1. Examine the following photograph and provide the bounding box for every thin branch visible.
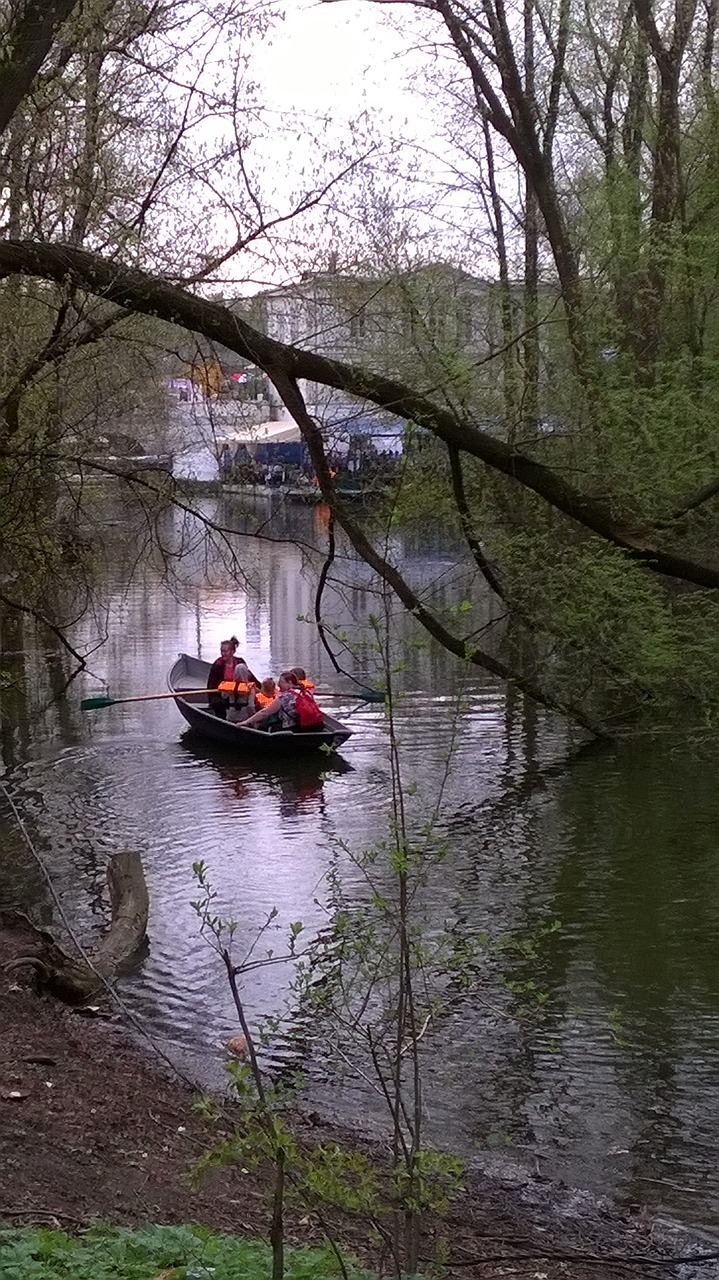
[0,588,88,666]
[270,368,610,736]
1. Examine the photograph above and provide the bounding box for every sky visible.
[160,0,499,286]
[250,3,419,128]
[227,3,482,283]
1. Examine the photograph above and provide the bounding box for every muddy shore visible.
[0,924,713,1279]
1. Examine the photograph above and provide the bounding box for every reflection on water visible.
[2,495,719,1229]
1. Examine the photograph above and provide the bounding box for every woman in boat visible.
[207,637,239,719]
[240,671,300,731]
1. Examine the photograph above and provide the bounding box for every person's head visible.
[234,660,252,681]
[278,670,299,691]
[290,666,307,683]
[261,677,277,696]
[220,636,239,660]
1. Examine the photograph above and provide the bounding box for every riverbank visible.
[1,925,709,1280]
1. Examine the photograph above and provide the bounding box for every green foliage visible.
[303,1145,381,1214]
[490,525,681,717]
[394,1150,464,1216]
[497,920,563,1022]
[0,1225,363,1280]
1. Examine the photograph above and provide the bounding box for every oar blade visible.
[80,694,115,710]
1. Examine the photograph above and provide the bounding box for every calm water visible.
[1,490,719,1230]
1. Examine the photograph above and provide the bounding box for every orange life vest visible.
[255,690,275,708]
[219,680,256,696]
[298,677,315,692]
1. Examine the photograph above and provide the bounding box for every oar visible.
[81,689,215,710]
[315,689,386,703]
[81,686,387,711]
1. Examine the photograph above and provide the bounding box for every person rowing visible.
[241,670,325,733]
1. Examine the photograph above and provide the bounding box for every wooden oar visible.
[81,689,215,710]
[81,685,386,711]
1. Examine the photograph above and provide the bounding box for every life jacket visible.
[219,680,256,702]
[293,687,324,729]
[298,677,315,693]
[255,690,275,709]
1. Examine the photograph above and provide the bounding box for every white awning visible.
[218,422,302,446]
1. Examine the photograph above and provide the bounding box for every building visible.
[240,262,560,442]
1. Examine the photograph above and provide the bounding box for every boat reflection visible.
[177,729,353,820]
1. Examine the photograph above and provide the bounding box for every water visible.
[1,490,719,1231]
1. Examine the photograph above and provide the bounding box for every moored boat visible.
[168,654,353,755]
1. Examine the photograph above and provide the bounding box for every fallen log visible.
[2,851,149,1003]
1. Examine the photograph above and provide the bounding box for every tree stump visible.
[3,851,149,1003]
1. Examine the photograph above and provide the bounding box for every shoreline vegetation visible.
[0,923,704,1280]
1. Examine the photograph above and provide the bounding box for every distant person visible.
[207,637,239,719]
[220,444,232,479]
[241,671,301,731]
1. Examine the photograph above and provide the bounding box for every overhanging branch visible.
[269,369,609,736]
[1,238,718,591]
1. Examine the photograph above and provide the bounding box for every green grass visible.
[0,1224,362,1279]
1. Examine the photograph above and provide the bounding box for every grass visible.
[0,1223,364,1279]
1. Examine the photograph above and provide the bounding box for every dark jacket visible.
[208,657,230,690]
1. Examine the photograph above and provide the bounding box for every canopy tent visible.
[317,408,405,455]
[217,411,405,474]
[217,422,302,451]
[217,421,304,465]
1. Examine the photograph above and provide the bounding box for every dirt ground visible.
[0,923,708,1279]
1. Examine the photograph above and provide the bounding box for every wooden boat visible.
[168,654,353,754]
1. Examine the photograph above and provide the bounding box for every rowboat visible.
[168,654,353,754]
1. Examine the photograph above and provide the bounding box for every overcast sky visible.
[251,2,417,126]
[229,3,486,282]
[174,2,499,286]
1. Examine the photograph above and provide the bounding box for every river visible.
[1,488,718,1233]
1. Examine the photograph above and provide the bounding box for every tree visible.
[0,0,364,662]
[4,0,719,733]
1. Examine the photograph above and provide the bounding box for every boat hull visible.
[168,654,353,754]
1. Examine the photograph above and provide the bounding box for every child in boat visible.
[255,677,277,709]
[226,659,257,723]
[290,666,314,691]
[241,671,300,731]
